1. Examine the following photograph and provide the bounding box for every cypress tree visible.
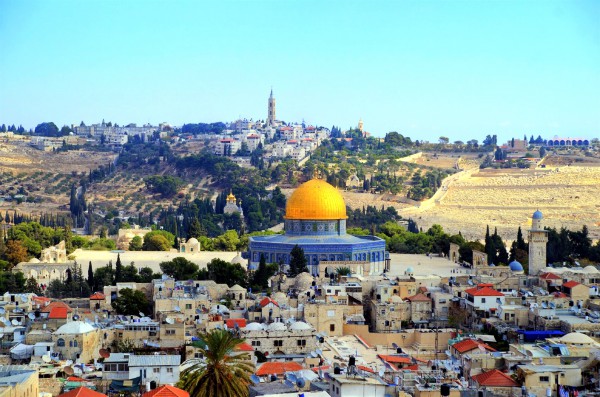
[87,261,94,288]
[115,254,123,283]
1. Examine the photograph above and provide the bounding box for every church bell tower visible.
[268,88,276,126]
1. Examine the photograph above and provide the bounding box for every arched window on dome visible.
[57,338,65,347]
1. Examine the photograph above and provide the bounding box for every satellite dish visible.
[42,355,51,363]
[2,318,11,326]
[99,349,110,358]
[287,373,297,382]
[250,374,260,385]
[0,307,5,314]
[20,295,27,303]
[139,312,145,317]
[378,368,385,377]
[284,380,294,388]
[196,308,202,314]
[73,314,80,321]
[296,378,306,388]
[28,313,35,320]
[165,317,175,324]
[316,349,322,355]
[11,319,18,326]
[63,366,74,376]
[310,351,317,358]
[224,324,228,331]
[174,306,181,312]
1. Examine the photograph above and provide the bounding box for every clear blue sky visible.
[1,0,598,142]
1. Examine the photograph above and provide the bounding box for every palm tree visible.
[178,329,254,397]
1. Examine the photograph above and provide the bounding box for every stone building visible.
[40,241,67,263]
[528,210,548,275]
[52,321,100,363]
[240,321,318,356]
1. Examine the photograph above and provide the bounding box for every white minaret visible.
[528,210,548,275]
[268,88,276,126]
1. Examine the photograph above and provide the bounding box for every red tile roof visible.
[48,307,68,319]
[235,342,254,352]
[552,292,568,298]
[540,272,561,280]
[377,355,412,364]
[405,293,431,302]
[563,280,581,288]
[58,387,107,397]
[256,362,302,376]
[311,365,330,373]
[472,369,519,387]
[226,319,247,329]
[357,365,375,373]
[464,285,504,297]
[41,301,72,313]
[143,385,190,397]
[89,292,105,300]
[259,297,279,308]
[452,339,496,354]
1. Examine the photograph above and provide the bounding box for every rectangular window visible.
[539,376,549,382]
[153,368,160,373]
[330,324,335,332]
[481,298,486,303]
[166,329,175,335]
[186,304,192,310]
[167,368,173,373]
[274,340,283,347]
[297,339,306,347]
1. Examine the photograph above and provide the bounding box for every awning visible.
[110,377,141,392]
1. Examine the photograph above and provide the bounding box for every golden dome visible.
[227,190,236,202]
[285,178,347,220]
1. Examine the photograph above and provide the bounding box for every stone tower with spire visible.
[268,88,276,126]
[528,210,548,275]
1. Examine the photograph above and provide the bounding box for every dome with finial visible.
[285,177,346,220]
[532,210,543,220]
[509,260,524,272]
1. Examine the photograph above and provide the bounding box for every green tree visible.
[214,230,241,251]
[142,234,171,251]
[187,218,206,238]
[0,270,26,293]
[111,288,150,316]
[205,259,247,287]
[23,277,42,295]
[87,261,95,288]
[115,253,123,282]
[288,245,308,277]
[178,329,254,397]
[251,254,269,291]
[128,236,143,251]
[160,257,199,280]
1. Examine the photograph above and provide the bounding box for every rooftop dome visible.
[558,332,596,345]
[268,322,286,331]
[285,178,347,220]
[231,253,245,265]
[289,321,312,331]
[532,210,543,220]
[509,260,524,272]
[54,321,95,335]
[187,237,199,245]
[29,258,40,263]
[294,272,314,291]
[405,267,414,274]
[244,322,264,331]
[584,265,599,273]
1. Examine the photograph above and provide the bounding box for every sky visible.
[0,0,599,143]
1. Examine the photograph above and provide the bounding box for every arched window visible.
[57,338,65,347]
[73,340,78,347]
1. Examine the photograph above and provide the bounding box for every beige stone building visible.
[116,226,152,250]
[0,366,39,397]
[52,321,100,363]
[240,321,318,355]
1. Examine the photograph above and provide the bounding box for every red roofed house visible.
[471,369,519,389]
[58,386,107,397]
[405,293,432,322]
[539,272,562,290]
[562,280,589,303]
[377,354,413,370]
[235,342,254,352]
[49,307,69,320]
[256,361,303,377]
[464,284,505,318]
[89,292,105,311]
[451,338,495,356]
[226,318,247,329]
[142,385,189,397]
[40,301,73,326]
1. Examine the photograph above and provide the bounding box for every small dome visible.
[289,321,312,331]
[244,322,264,331]
[489,263,496,267]
[509,261,524,272]
[29,258,41,263]
[268,322,286,331]
[583,266,599,273]
[187,238,199,245]
[532,210,543,220]
[54,321,95,335]
[294,273,314,291]
[558,332,596,345]
[228,284,245,291]
[405,267,414,274]
[231,253,245,265]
